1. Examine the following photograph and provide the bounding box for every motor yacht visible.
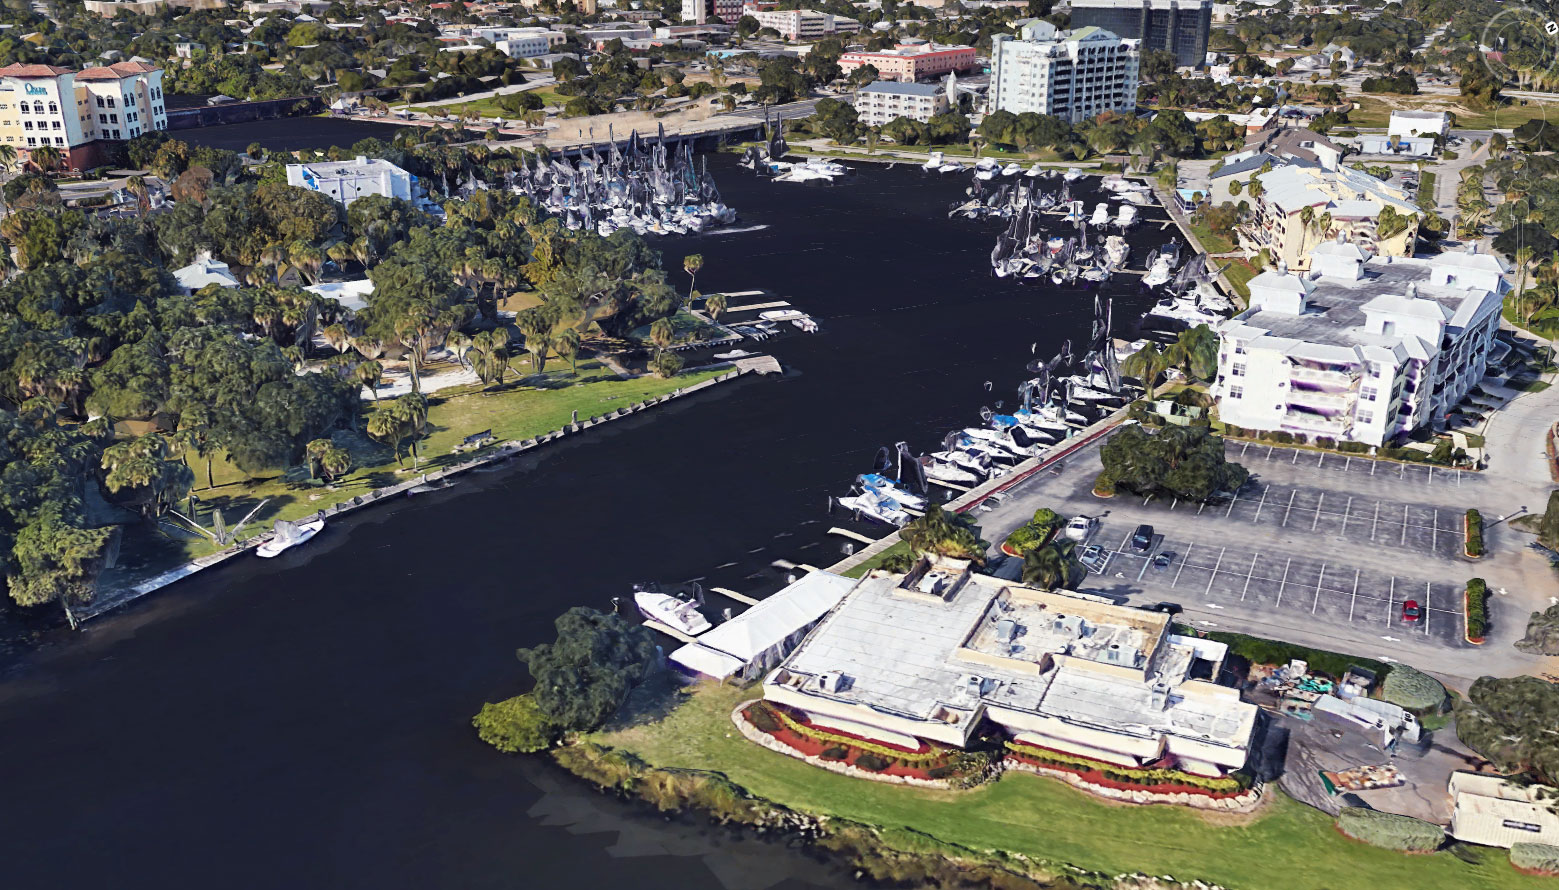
[256,517,324,558]
[634,587,712,636]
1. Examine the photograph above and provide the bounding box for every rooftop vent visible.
[817,671,851,694]
[1276,259,1289,275]
[995,618,1017,644]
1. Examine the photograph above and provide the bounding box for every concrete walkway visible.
[401,76,557,110]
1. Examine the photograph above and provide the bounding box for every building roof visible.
[76,60,160,80]
[858,79,941,96]
[768,560,1255,751]
[1312,239,1368,260]
[1256,163,1418,218]
[1449,771,1559,848]
[1390,109,1448,122]
[670,571,855,679]
[0,63,72,78]
[305,279,373,312]
[173,255,240,291]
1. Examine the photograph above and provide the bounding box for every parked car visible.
[1401,599,1424,622]
[1064,515,1098,541]
[1080,544,1109,573]
[1148,601,1182,615]
[1151,551,1177,571]
[1131,524,1155,552]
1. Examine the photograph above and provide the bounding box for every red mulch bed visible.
[743,705,949,780]
[1005,750,1245,799]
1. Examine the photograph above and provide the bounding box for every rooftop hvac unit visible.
[995,618,1017,644]
[817,671,850,693]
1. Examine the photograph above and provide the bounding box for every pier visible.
[710,587,759,605]
[642,620,699,643]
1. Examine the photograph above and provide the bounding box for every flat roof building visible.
[1067,0,1211,68]
[988,20,1140,123]
[1236,163,1420,271]
[764,557,1257,776]
[286,156,413,207]
[1213,241,1506,445]
[671,571,855,682]
[853,80,950,126]
[1449,772,1559,849]
[839,42,978,83]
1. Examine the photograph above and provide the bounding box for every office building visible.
[0,60,166,170]
[987,20,1140,123]
[1213,241,1506,446]
[853,80,950,125]
[749,8,858,40]
[763,557,1258,776]
[838,42,978,83]
[1068,0,1211,68]
[286,156,413,207]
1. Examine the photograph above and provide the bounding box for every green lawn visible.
[1186,217,1238,254]
[839,539,910,578]
[1221,254,1264,302]
[172,360,725,556]
[592,683,1545,890]
[1346,95,1554,131]
[408,88,563,119]
[628,308,725,345]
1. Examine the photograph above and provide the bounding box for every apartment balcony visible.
[1289,365,1359,386]
[1282,409,1351,435]
[1287,386,1355,411]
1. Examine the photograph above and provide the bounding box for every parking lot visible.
[988,440,1489,661]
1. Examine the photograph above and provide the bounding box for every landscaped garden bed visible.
[1002,740,1252,798]
[741,701,994,787]
[1465,577,1489,644]
[1465,508,1485,559]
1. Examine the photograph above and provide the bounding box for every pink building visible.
[837,43,977,83]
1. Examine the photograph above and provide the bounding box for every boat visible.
[1063,167,1084,181]
[1001,162,1023,176]
[256,517,324,558]
[1024,162,1046,177]
[922,151,945,172]
[713,349,755,360]
[1142,251,1174,288]
[1103,234,1130,268]
[859,473,927,511]
[1090,202,1111,226]
[930,448,992,475]
[1115,204,1139,229]
[1147,294,1224,326]
[836,489,911,526]
[922,457,979,487]
[634,587,712,636]
[961,427,1032,457]
[1118,190,1154,205]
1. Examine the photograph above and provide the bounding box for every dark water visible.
[179,117,410,152]
[0,153,1178,889]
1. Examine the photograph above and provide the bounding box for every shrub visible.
[1004,741,1248,794]
[855,753,889,771]
[1093,471,1116,496]
[820,745,848,761]
[1003,521,1056,555]
[1466,508,1485,558]
[1382,663,1447,711]
[1442,149,1459,160]
[1203,630,1390,682]
[1511,842,1559,873]
[1315,436,1336,449]
[765,703,945,763]
[1336,807,1445,852]
[1466,577,1489,640]
[747,703,781,733]
[471,694,559,754]
[1338,440,1371,454]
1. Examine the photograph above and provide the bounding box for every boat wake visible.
[704,224,770,235]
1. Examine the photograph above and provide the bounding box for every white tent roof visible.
[669,571,856,679]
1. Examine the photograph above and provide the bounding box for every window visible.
[1234,345,1247,355]
[106,97,115,107]
[1229,386,1244,399]
[96,96,105,107]
[21,121,30,130]
[50,121,59,130]
[1361,386,1377,401]
[99,114,107,123]
[26,136,35,146]
[53,137,62,145]
[110,114,118,123]
[1232,363,1246,377]
[47,102,56,113]
[31,102,42,114]
[1357,411,1373,424]
[16,103,25,114]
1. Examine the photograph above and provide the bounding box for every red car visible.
[1401,600,1424,622]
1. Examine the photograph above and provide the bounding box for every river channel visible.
[0,146,1180,889]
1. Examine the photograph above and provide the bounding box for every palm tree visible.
[290,243,325,285]
[682,253,704,299]
[305,438,334,480]
[322,324,351,354]
[29,145,61,174]
[649,317,676,350]
[899,505,984,564]
[1021,539,1078,591]
[1516,246,1536,322]
[554,327,581,375]
[1121,342,1171,397]
[320,446,352,481]
[0,143,17,176]
[705,293,727,321]
[367,393,429,468]
[470,329,512,387]
[356,359,384,400]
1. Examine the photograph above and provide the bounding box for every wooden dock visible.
[828,527,877,544]
[710,586,758,605]
[732,355,783,375]
[643,619,698,643]
[728,300,791,313]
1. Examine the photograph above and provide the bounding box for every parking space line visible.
[1282,490,1297,526]
[1401,504,1409,547]
[1427,467,1434,486]
[1171,542,1193,587]
[1204,547,1226,595]
[1311,492,1325,531]
[1276,557,1291,607]
[1170,497,1179,511]
[1293,449,1300,464]
[1241,552,1260,600]
[1399,462,1405,479]
[1252,487,1269,522]
[1372,501,1380,541]
[1224,487,1241,518]
[1136,549,1152,582]
[1267,445,1275,461]
[1456,469,1462,487]
[1117,530,1132,552]
[1432,509,1438,553]
[1240,441,1250,458]
[1317,451,1325,467]
[1340,496,1353,536]
[1344,456,1352,473]
[1313,563,1326,613]
[1349,569,1360,621]
[1424,581,1431,635]
[1371,460,1376,476]
[1197,500,1206,515]
[1387,576,1395,625]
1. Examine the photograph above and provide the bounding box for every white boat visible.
[256,517,324,558]
[922,458,979,487]
[836,489,910,526]
[1115,204,1139,229]
[961,427,1032,457]
[1143,253,1174,288]
[938,160,964,174]
[975,166,997,181]
[1147,295,1224,326]
[1090,203,1111,226]
[1001,163,1023,176]
[1063,167,1085,181]
[1119,190,1153,205]
[1104,234,1130,268]
[922,151,945,172]
[930,448,991,475]
[713,349,755,360]
[1024,162,1046,177]
[859,473,927,511]
[759,309,806,322]
[975,157,1000,172]
[634,589,712,636]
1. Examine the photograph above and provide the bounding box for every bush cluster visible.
[1381,664,1447,711]
[1336,807,1445,852]
[1511,842,1559,873]
[1092,471,1117,496]
[1003,741,1248,794]
[758,703,944,764]
[855,753,889,772]
[471,694,559,754]
[1466,508,1485,558]
[1003,508,1065,555]
[1466,578,1489,640]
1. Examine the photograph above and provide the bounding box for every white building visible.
[763,557,1258,775]
[988,20,1140,124]
[286,156,413,207]
[0,60,167,169]
[1449,772,1559,849]
[749,8,857,40]
[1213,240,1507,446]
[1388,109,1449,141]
[173,251,240,293]
[853,80,949,126]
[305,279,374,313]
[681,0,745,24]
[670,571,855,682]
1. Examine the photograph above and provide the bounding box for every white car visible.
[1063,515,1098,542]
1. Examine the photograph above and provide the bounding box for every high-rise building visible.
[682,0,744,24]
[987,21,1139,123]
[1067,0,1211,68]
[0,60,167,170]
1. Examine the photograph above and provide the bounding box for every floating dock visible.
[710,586,758,605]
[728,300,791,313]
[642,619,698,643]
[828,527,877,544]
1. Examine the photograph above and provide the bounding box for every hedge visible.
[1003,522,1057,556]
[1195,629,1390,682]
[1511,842,1559,874]
[1465,508,1485,558]
[762,703,947,764]
[1004,741,1248,794]
[1381,663,1447,711]
[1466,578,1489,641]
[1336,807,1445,852]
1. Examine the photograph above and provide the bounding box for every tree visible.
[1165,324,1218,383]
[7,516,114,609]
[469,328,512,387]
[648,316,676,350]
[649,349,684,379]
[356,359,384,401]
[366,392,428,467]
[29,146,62,173]
[1098,424,1249,502]
[100,434,195,522]
[1456,675,1559,784]
[472,694,559,753]
[517,607,659,732]
[1121,341,1171,396]
[705,293,727,320]
[682,253,704,298]
[554,327,581,376]
[899,504,985,565]
[1537,490,1559,551]
[1021,539,1079,591]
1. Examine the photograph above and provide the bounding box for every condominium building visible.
[838,42,978,83]
[474,27,568,57]
[1207,127,1344,205]
[682,0,745,24]
[749,8,858,40]
[1213,241,1507,446]
[1068,0,1211,68]
[285,156,413,207]
[1236,163,1419,271]
[987,20,1140,123]
[763,557,1258,776]
[853,80,949,125]
[0,60,166,170]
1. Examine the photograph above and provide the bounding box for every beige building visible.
[1236,163,1419,272]
[1449,772,1559,849]
[763,557,1257,776]
[853,80,949,126]
[0,61,166,170]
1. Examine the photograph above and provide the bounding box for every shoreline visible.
[77,361,772,625]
